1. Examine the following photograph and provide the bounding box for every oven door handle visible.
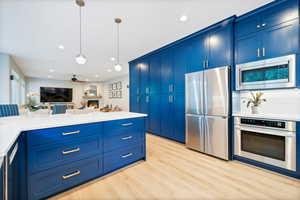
[238,126,296,137]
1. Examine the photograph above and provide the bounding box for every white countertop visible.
[232,113,300,121]
[0,112,147,157]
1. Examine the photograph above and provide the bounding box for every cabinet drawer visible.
[28,135,103,174]
[28,123,103,146]
[104,129,143,153]
[103,145,144,173]
[103,118,145,137]
[28,156,103,200]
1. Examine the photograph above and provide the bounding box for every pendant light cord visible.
[117,22,120,64]
[79,6,82,55]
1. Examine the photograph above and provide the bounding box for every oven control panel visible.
[240,118,286,129]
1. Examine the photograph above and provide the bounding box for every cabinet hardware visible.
[62,170,81,180]
[170,84,174,92]
[257,48,261,57]
[62,147,80,155]
[121,136,133,140]
[203,60,206,68]
[62,130,80,136]
[121,153,133,158]
[146,96,150,103]
[137,96,139,103]
[121,123,134,127]
[146,88,150,94]
[262,47,265,57]
[206,60,209,68]
[262,23,266,27]
[257,24,261,28]
[169,95,174,103]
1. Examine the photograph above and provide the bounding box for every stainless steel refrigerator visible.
[185,66,229,160]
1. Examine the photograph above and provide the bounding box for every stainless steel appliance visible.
[236,54,296,90]
[234,117,296,171]
[185,66,230,160]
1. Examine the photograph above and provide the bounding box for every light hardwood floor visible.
[50,134,300,200]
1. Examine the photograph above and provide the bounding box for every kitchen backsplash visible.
[232,89,300,116]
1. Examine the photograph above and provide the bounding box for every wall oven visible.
[234,117,296,171]
[236,54,296,90]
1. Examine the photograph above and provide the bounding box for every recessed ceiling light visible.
[95,74,99,78]
[58,45,65,50]
[49,69,55,73]
[179,15,188,22]
[47,75,52,78]
[107,69,112,72]
[110,57,115,61]
[114,64,122,72]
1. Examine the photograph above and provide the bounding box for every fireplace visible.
[87,100,99,108]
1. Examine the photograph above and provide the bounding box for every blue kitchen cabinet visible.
[235,33,261,64]
[130,95,140,113]
[207,23,234,69]
[189,34,207,72]
[160,94,174,139]
[129,61,140,96]
[235,0,299,64]
[160,49,174,94]
[149,54,161,95]
[297,122,300,176]
[173,94,185,143]
[139,59,150,95]
[173,42,189,94]
[140,95,150,130]
[262,19,299,59]
[148,94,161,134]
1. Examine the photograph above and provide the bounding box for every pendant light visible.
[75,0,87,65]
[114,18,122,71]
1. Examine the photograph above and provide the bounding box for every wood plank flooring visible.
[50,134,300,200]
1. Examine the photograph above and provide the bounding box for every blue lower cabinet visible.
[148,94,161,135]
[160,94,174,139]
[28,135,103,174]
[103,145,145,174]
[173,94,185,143]
[28,156,103,200]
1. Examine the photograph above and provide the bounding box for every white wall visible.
[26,78,104,106]
[0,53,26,104]
[233,89,300,116]
[102,75,129,111]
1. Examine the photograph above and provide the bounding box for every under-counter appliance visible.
[236,54,296,90]
[185,66,230,160]
[234,117,296,171]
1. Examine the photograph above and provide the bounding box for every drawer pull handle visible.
[121,153,133,158]
[121,123,133,127]
[62,131,80,136]
[62,170,81,180]
[121,136,133,140]
[62,148,80,155]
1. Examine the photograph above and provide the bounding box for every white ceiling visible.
[0,0,273,82]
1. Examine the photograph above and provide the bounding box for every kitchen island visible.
[0,112,147,200]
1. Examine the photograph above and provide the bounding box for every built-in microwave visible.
[236,54,296,90]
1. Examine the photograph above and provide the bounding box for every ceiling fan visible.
[71,75,86,83]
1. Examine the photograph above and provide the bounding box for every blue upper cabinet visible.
[139,59,150,95]
[207,22,234,69]
[160,49,174,94]
[129,61,140,96]
[235,0,299,64]
[149,54,161,95]
[173,41,190,94]
[189,34,207,72]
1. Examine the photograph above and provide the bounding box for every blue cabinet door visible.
[160,49,174,94]
[129,61,140,96]
[262,19,299,59]
[173,94,185,143]
[189,34,207,72]
[149,55,161,95]
[160,94,174,139]
[235,33,261,64]
[130,95,140,113]
[139,59,149,95]
[235,15,261,38]
[208,24,233,69]
[148,94,161,135]
[140,95,149,131]
[260,0,298,30]
[173,42,189,94]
